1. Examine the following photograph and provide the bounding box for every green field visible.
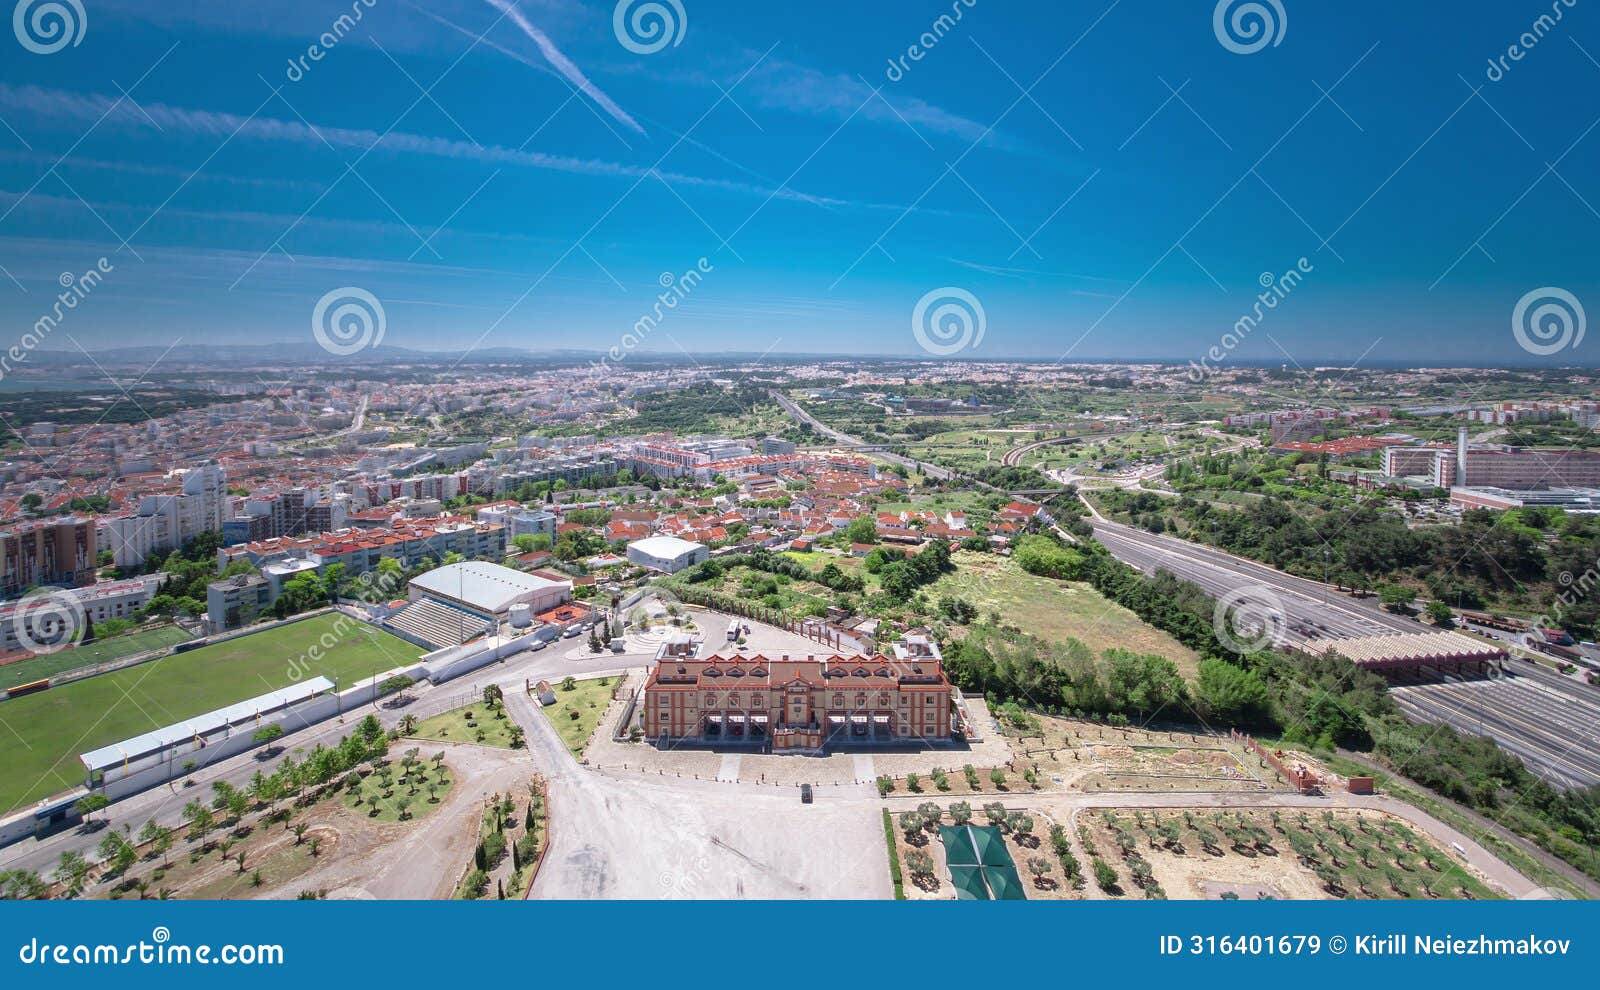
[0,613,419,813]
[538,676,616,758]
[928,552,1202,681]
[0,625,195,692]
[407,703,521,749]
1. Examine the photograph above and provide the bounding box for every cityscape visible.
[0,0,1596,936]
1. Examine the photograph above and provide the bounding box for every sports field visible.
[0,613,419,813]
[0,624,195,692]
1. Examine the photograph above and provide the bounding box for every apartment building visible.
[0,517,97,597]
[0,573,162,652]
[104,461,231,568]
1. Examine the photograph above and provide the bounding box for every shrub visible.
[1092,857,1118,892]
[460,869,489,899]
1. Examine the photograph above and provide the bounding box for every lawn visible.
[407,702,522,749]
[340,751,454,823]
[536,676,616,758]
[0,613,419,814]
[929,552,1201,681]
[0,624,195,692]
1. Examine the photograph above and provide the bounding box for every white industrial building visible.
[626,535,708,574]
[407,561,570,618]
[389,561,572,649]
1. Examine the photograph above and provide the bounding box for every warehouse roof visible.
[627,535,705,558]
[1300,630,1506,667]
[408,561,569,614]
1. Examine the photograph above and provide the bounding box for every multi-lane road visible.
[1390,670,1600,789]
[770,390,957,481]
[1085,509,1600,789]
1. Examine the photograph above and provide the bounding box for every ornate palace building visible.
[642,652,957,753]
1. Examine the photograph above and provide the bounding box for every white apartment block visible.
[105,461,231,568]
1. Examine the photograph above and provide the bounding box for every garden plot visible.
[1081,808,1501,901]
[1077,743,1264,793]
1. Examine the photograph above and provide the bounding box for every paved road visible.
[1084,508,1600,789]
[771,390,957,482]
[513,687,889,899]
[1087,512,1408,642]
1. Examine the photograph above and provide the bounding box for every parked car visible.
[609,639,626,653]
[800,783,813,804]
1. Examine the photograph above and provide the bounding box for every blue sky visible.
[0,0,1597,365]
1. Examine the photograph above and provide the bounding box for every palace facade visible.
[643,653,956,752]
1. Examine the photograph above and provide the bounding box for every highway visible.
[1390,670,1600,789]
[1086,512,1408,642]
[1086,509,1600,789]
[770,390,958,481]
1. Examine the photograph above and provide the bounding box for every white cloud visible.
[0,84,846,207]
[480,0,645,135]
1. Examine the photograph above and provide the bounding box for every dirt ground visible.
[894,711,1282,796]
[1078,806,1502,901]
[255,741,532,899]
